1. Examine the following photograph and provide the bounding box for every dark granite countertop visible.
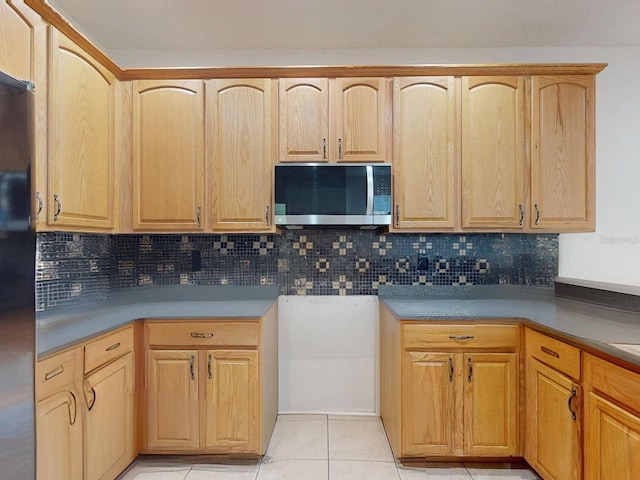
[36,285,279,358]
[378,284,640,371]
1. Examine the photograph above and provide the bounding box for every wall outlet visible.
[417,254,429,271]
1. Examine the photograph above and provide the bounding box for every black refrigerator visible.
[0,69,35,479]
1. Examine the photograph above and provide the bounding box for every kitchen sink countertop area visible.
[379,283,640,370]
[36,285,279,358]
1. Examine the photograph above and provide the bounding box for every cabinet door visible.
[83,352,135,480]
[402,351,455,456]
[464,353,517,456]
[461,76,525,229]
[48,29,115,230]
[146,350,199,450]
[208,79,276,231]
[279,78,329,162]
[36,390,83,480]
[525,357,581,480]
[392,77,458,230]
[205,350,259,452]
[586,393,640,480]
[531,75,595,231]
[132,80,205,231]
[332,78,390,163]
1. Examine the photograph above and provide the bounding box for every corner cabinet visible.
[525,328,582,480]
[531,75,595,231]
[380,304,520,459]
[584,353,640,480]
[207,79,276,232]
[132,80,205,231]
[142,307,278,455]
[47,28,116,231]
[391,76,458,230]
[279,77,391,163]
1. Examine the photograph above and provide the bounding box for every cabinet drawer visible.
[36,347,81,400]
[403,323,518,350]
[84,325,134,374]
[146,321,260,347]
[525,328,580,380]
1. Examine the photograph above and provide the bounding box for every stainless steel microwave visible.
[274,163,392,227]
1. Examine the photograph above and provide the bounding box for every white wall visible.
[278,296,379,414]
[115,46,640,286]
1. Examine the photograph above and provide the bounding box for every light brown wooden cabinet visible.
[381,307,520,459]
[82,325,136,480]
[35,347,83,480]
[279,77,391,163]
[391,76,458,230]
[525,328,582,480]
[47,28,116,231]
[584,353,640,480]
[531,75,595,231]
[461,76,526,229]
[142,310,277,455]
[0,0,48,227]
[132,80,205,231]
[207,79,276,232]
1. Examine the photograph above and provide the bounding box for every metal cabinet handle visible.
[568,388,577,421]
[196,206,202,227]
[540,346,560,359]
[53,194,62,221]
[338,138,342,160]
[518,204,524,226]
[84,380,96,411]
[190,354,196,380]
[448,335,475,340]
[44,365,64,381]
[36,192,43,219]
[467,357,473,382]
[265,205,270,226]
[190,332,214,338]
[105,342,120,352]
[448,357,454,383]
[208,354,213,379]
[534,204,540,225]
[68,391,77,425]
[395,205,400,226]
[322,138,327,160]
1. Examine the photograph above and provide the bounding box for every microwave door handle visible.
[366,165,373,216]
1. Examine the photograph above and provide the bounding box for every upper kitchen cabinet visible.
[0,0,47,228]
[47,29,116,231]
[279,77,391,163]
[392,77,459,231]
[132,80,205,231]
[207,79,276,232]
[531,75,595,231]
[461,76,526,230]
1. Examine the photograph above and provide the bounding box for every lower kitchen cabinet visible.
[142,310,277,455]
[584,353,640,480]
[35,347,83,480]
[381,305,520,459]
[525,328,582,480]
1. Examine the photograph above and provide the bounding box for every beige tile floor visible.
[118,415,541,480]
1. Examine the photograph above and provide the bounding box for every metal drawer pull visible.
[449,335,475,340]
[568,388,577,421]
[105,342,121,352]
[467,357,473,382]
[395,205,400,226]
[518,204,524,226]
[540,346,560,358]
[190,354,196,380]
[208,354,213,379]
[36,192,43,218]
[534,204,541,225]
[191,332,214,338]
[53,194,62,221]
[338,138,342,159]
[448,357,454,383]
[45,365,64,381]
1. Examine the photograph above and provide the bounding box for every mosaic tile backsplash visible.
[36,230,558,311]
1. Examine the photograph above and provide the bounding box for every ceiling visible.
[49,0,640,61]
